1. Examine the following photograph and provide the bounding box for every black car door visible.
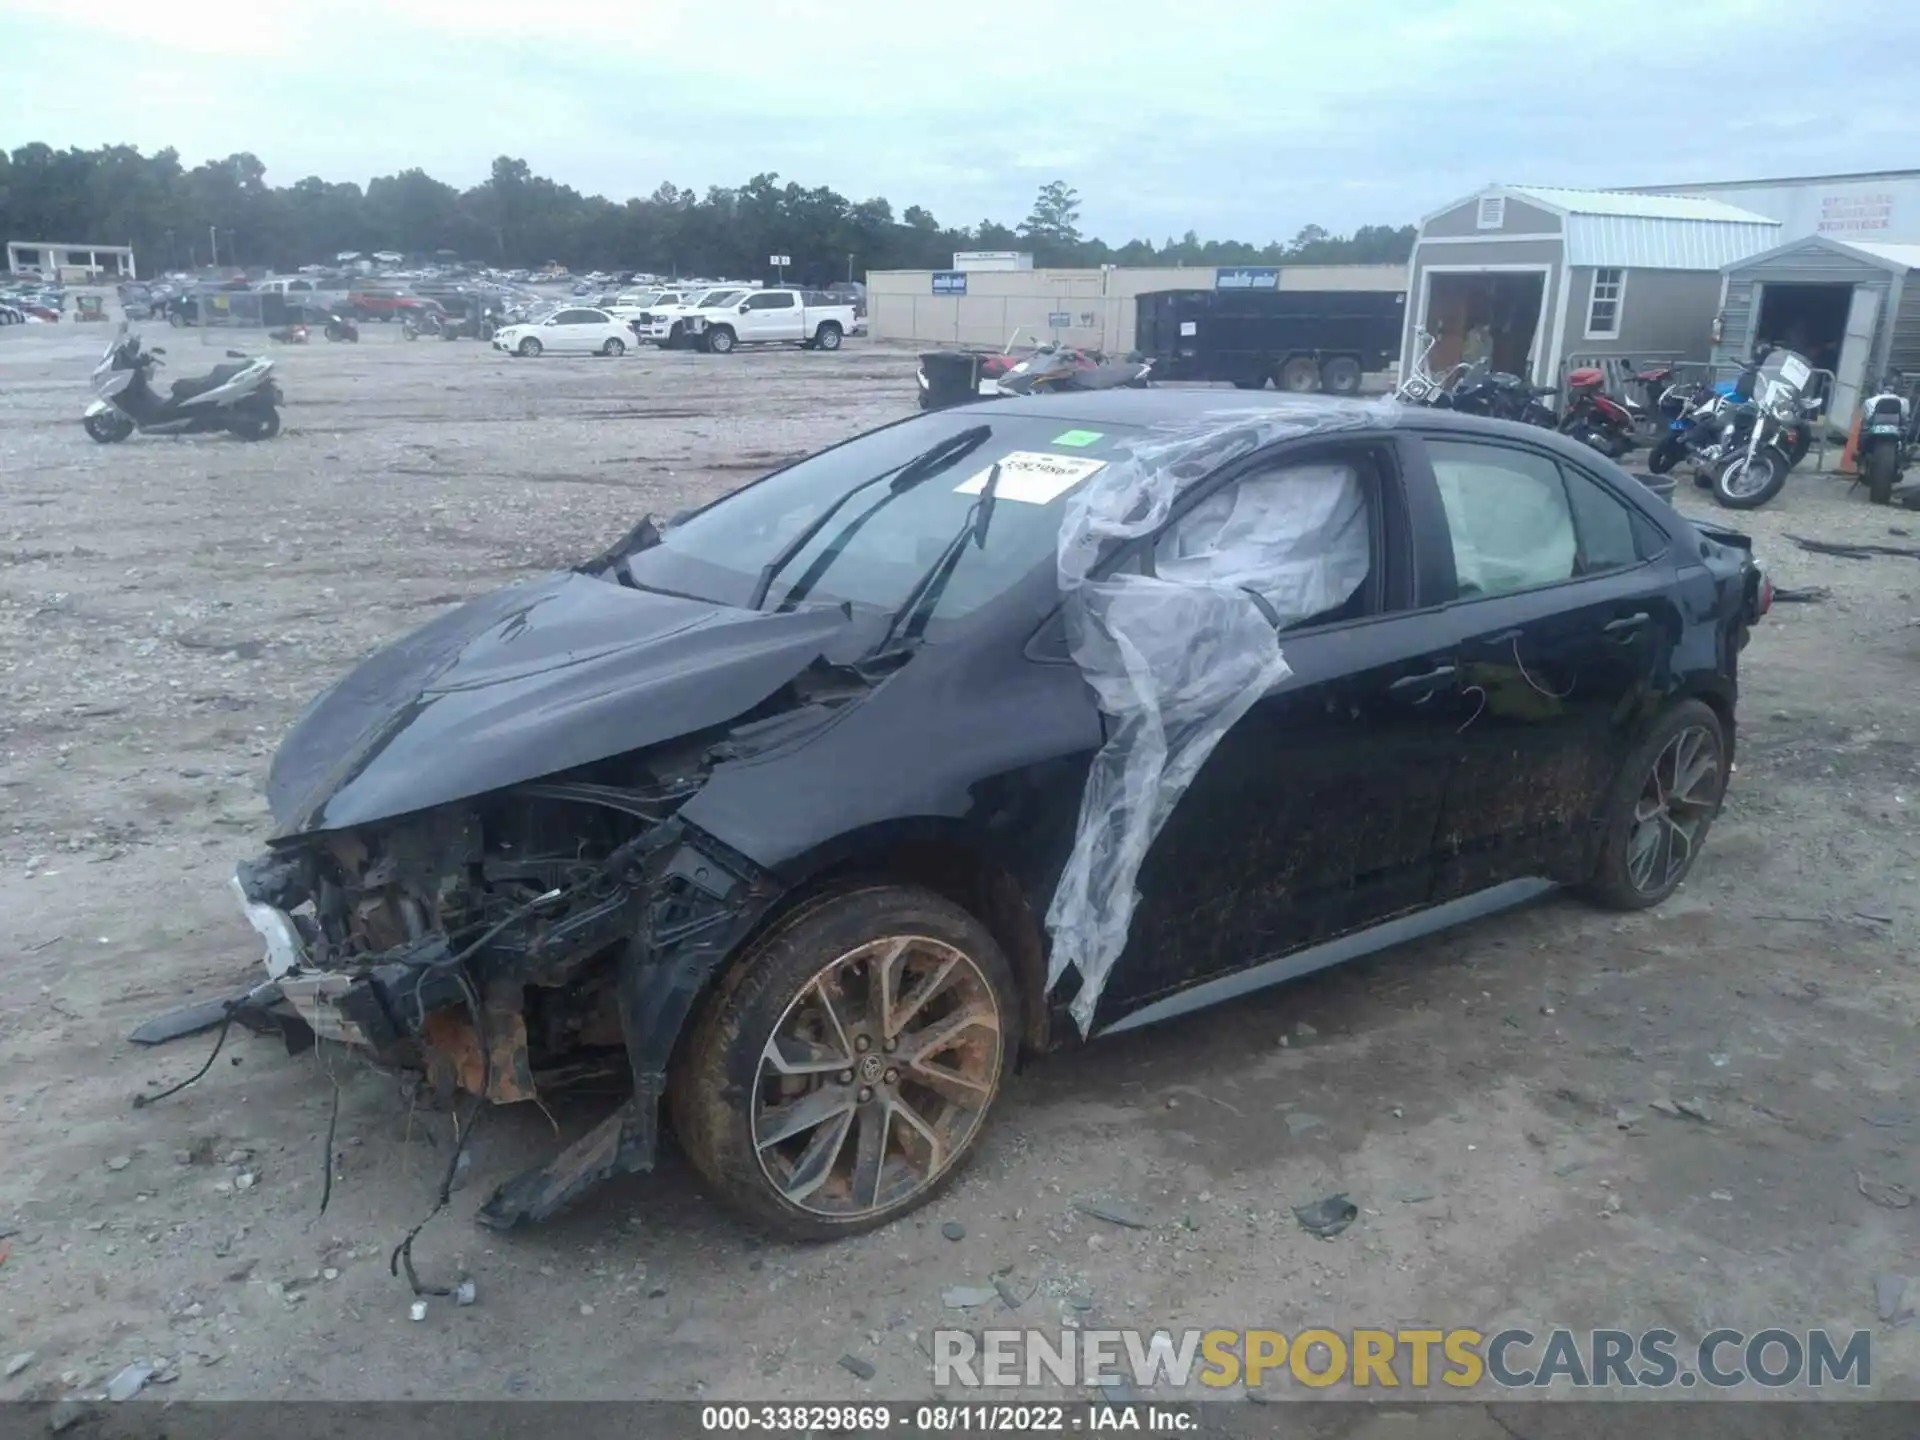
[1408,434,1680,900]
[1087,435,1469,1030]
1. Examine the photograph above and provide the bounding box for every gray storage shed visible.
[1402,185,1781,388]
[1716,236,1920,430]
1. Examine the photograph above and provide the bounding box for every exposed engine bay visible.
[229,656,876,1228]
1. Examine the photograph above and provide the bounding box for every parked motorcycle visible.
[322,313,360,343]
[1558,366,1636,458]
[1706,348,1813,509]
[1395,331,1554,426]
[400,311,445,340]
[83,325,283,443]
[1858,368,1918,506]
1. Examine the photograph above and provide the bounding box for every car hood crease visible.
[266,571,857,837]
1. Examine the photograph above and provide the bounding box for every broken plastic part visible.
[1046,399,1397,1034]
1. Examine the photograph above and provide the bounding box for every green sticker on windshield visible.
[1051,429,1104,448]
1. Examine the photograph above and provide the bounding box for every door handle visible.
[1389,664,1457,698]
[1602,612,1650,636]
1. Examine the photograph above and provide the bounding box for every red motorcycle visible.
[1558,366,1637,459]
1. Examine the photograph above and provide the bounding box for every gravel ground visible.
[1,317,1917,1413]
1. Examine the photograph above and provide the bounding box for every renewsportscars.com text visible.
[932,1326,1873,1391]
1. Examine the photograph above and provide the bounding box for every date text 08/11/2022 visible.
[698,1403,1196,1432]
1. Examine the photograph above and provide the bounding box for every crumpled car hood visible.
[266,571,858,837]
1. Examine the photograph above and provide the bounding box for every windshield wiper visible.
[871,461,1004,656]
[746,424,991,610]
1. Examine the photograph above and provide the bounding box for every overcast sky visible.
[5,0,1916,243]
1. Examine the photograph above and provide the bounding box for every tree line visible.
[0,144,1415,281]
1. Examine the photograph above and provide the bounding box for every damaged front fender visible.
[476,818,784,1229]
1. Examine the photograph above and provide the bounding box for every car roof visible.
[961,390,1653,471]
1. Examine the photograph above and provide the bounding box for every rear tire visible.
[1277,356,1321,392]
[1865,439,1899,505]
[813,322,843,351]
[672,884,1016,1241]
[1583,700,1727,911]
[1321,356,1363,395]
[602,337,626,356]
[231,406,281,441]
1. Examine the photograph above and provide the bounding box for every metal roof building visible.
[1402,183,1782,387]
[1717,233,1920,431]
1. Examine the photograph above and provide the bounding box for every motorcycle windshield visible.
[1757,349,1812,404]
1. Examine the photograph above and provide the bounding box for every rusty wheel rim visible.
[751,935,1002,1219]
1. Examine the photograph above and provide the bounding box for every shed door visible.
[1830,285,1883,433]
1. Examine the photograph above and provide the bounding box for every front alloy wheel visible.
[674,886,1015,1238]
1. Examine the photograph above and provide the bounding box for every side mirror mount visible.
[738,303,751,314]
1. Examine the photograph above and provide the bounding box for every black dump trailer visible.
[1135,288,1407,395]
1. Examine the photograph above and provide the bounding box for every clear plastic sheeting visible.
[1046,398,1399,1035]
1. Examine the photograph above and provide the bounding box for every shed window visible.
[1476,196,1506,230]
[1586,268,1625,338]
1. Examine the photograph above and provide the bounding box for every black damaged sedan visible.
[230,390,1769,1238]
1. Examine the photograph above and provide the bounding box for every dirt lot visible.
[1,318,1917,1414]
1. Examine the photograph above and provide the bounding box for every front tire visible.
[518,337,542,358]
[1712,447,1789,509]
[1584,699,1727,911]
[672,885,1016,1240]
[602,337,626,356]
[1647,434,1687,475]
[1864,439,1899,505]
[705,326,736,354]
[83,410,134,443]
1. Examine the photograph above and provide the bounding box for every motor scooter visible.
[83,325,283,443]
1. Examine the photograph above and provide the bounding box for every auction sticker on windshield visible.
[955,451,1107,505]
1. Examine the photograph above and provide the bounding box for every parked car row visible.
[492,286,863,358]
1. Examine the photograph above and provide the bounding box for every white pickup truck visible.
[639,286,751,348]
[678,288,858,354]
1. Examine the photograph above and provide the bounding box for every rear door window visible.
[1424,439,1659,600]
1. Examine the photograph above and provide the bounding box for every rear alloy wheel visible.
[1321,356,1363,395]
[518,337,542,358]
[1277,356,1321,392]
[673,886,1015,1239]
[601,337,626,356]
[813,322,843,351]
[1584,700,1726,910]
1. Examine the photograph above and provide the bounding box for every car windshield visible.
[623,412,1146,620]
[696,289,744,307]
